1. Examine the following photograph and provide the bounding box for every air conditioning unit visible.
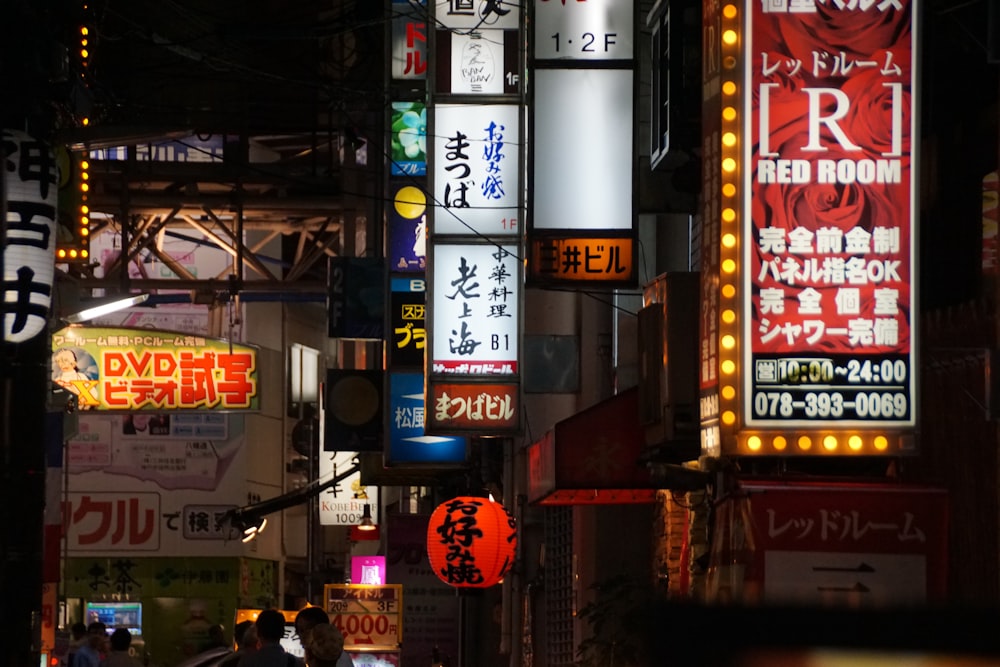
[638,272,700,462]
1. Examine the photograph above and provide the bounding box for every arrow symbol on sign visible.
[354,635,375,644]
[812,562,876,573]
[816,582,871,593]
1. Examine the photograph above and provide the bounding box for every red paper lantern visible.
[426,496,517,588]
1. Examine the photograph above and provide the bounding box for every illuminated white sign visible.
[318,450,379,527]
[534,0,634,60]
[532,69,633,230]
[450,32,506,95]
[435,0,518,30]
[433,104,520,236]
[431,243,519,375]
[3,129,57,344]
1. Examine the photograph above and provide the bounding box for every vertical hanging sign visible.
[426,0,523,436]
[527,0,637,287]
[3,130,58,344]
[742,1,917,435]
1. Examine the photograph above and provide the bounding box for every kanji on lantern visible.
[426,496,516,588]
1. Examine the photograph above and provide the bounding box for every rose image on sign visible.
[749,2,913,357]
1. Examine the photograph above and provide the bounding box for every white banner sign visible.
[433,104,520,236]
[431,243,519,375]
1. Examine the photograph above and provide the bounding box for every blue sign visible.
[388,180,428,273]
[389,372,467,464]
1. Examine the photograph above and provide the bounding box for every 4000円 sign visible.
[51,326,259,411]
[324,584,402,649]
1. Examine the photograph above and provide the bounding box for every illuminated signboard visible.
[392,0,427,80]
[4,130,57,344]
[428,381,519,433]
[430,243,519,375]
[433,104,520,236]
[434,0,518,30]
[51,326,259,411]
[436,30,519,95]
[318,450,380,527]
[742,0,916,434]
[533,0,633,60]
[528,0,636,288]
[529,236,635,285]
[389,276,426,369]
[389,181,428,273]
[389,372,467,464]
[391,101,427,177]
[324,584,403,649]
[532,69,633,233]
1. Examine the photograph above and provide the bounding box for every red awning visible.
[527,387,657,505]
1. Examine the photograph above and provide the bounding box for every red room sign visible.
[707,480,947,607]
[744,1,916,430]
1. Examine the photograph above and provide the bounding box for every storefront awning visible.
[527,387,658,505]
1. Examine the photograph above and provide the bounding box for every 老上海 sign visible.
[324,584,403,649]
[51,326,259,411]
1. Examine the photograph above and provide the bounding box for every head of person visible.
[294,606,329,644]
[86,622,108,652]
[241,624,259,652]
[233,620,254,650]
[109,628,132,652]
[55,348,78,371]
[254,609,286,645]
[304,623,345,667]
[71,622,87,639]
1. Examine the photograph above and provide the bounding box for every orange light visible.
[721,284,736,298]
[772,435,787,451]
[797,435,812,451]
[81,27,89,35]
[722,309,735,324]
[721,385,735,400]
[80,183,89,192]
[721,258,736,273]
[722,157,736,172]
[721,335,735,350]
[722,183,736,197]
[747,436,761,451]
[722,30,737,45]
[874,435,889,451]
[427,497,516,589]
[721,360,735,375]
[722,107,737,121]
[722,81,736,96]
[723,4,738,18]
[722,132,737,147]
[722,231,736,246]
[722,411,736,425]
[823,435,838,451]
[848,435,863,451]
